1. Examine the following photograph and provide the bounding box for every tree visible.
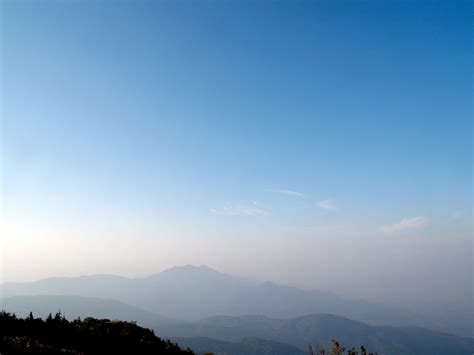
[308,340,376,355]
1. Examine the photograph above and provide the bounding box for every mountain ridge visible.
[1,265,470,338]
[161,313,474,354]
[1,295,472,355]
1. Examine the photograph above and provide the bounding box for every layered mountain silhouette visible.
[170,336,307,355]
[163,314,474,355]
[2,295,473,355]
[0,295,178,329]
[0,265,471,339]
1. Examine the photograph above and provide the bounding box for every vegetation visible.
[308,340,376,355]
[1,310,471,355]
[0,311,377,355]
[0,311,194,354]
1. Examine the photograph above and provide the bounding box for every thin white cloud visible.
[381,216,426,234]
[211,205,267,217]
[318,199,337,210]
[269,189,305,197]
[448,210,464,221]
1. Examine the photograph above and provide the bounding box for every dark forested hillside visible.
[0,311,193,355]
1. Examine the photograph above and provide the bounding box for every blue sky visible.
[0,0,472,308]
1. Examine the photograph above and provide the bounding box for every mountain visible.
[0,295,178,332]
[1,265,470,337]
[170,337,306,355]
[1,295,472,354]
[161,314,474,355]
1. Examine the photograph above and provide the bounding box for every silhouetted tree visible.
[0,311,194,354]
[308,339,376,355]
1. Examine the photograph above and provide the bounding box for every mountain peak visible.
[167,264,219,272]
[149,265,224,279]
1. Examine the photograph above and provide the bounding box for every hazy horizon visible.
[1,0,472,319]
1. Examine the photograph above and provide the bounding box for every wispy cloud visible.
[269,189,305,197]
[318,199,337,210]
[448,210,464,222]
[381,216,426,234]
[210,205,267,217]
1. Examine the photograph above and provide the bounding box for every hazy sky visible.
[0,0,472,311]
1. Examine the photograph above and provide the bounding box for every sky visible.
[0,0,472,312]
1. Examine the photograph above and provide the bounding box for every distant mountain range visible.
[1,295,473,355]
[1,265,470,338]
[0,295,178,329]
[170,336,307,355]
[163,314,474,355]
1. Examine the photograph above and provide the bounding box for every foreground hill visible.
[2,265,468,337]
[0,311,193,355]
